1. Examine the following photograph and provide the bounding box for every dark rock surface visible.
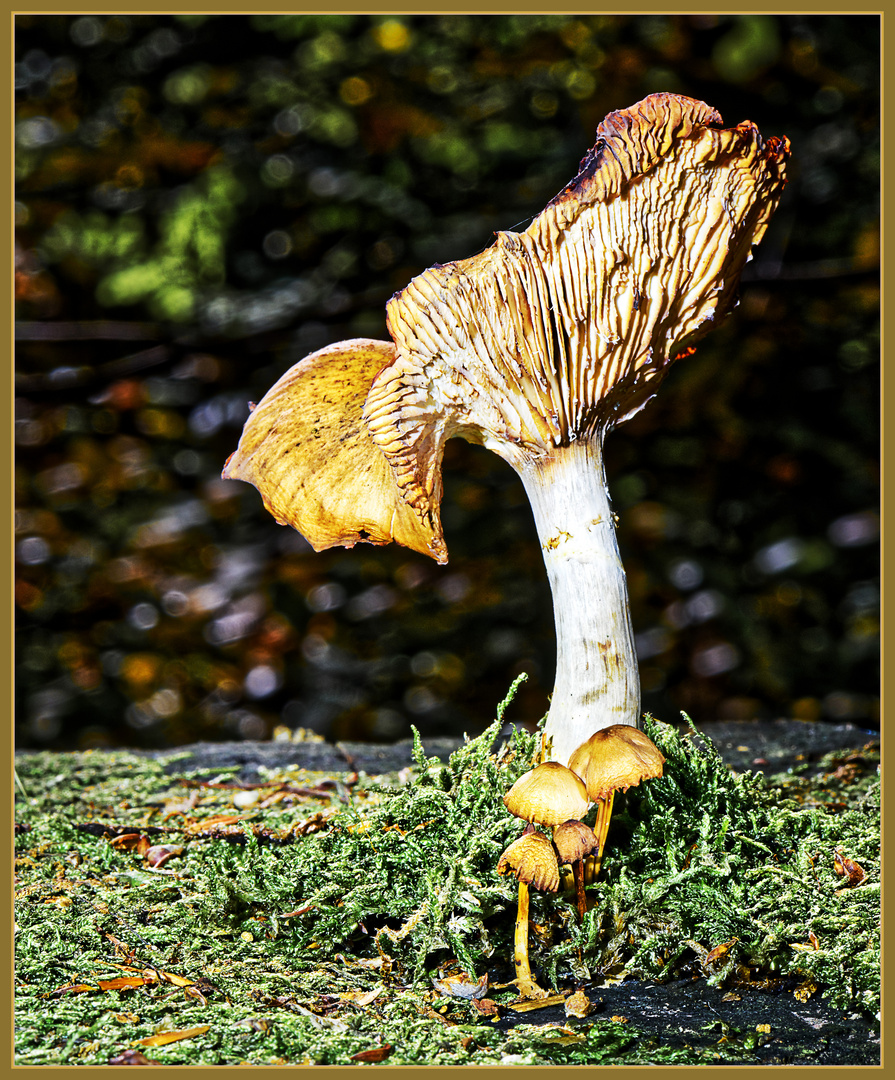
[112,718,876,784]
[496,977,880,1065]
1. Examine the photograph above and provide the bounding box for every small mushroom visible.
[497,830,560,999]
[223,94,789,766]
[567,725,665,881]
[552,820,599,922]
[503,761,589,827]
[498,829,561,893]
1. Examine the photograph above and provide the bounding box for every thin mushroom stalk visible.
[586,793,614,885]
[223,94,789,767]
[513,881,542,1000]
[552,820,599,922]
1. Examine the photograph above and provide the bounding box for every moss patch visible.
[15,694,879,1065]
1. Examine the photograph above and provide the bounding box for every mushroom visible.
[223,93,789,766]
[567,724,665,881]
[502,761,589,827]
[552,819,600,922]
[497,829,560,999]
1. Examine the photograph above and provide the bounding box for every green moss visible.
[14,694,879,1065]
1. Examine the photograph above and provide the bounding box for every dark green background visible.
[15,14,880,751]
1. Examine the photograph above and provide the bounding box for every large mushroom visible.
[224,93,789,765]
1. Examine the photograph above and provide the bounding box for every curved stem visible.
[574,859,587,922]
[586,791,616,884]
[514,439,640,766]
[513,881,547,1000]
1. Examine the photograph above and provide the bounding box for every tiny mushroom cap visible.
[498,831,561,893]
[552,820,600,866]
[503,762,589,827]
[567,725,666,802]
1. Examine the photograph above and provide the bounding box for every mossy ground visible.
[15,686,880,1066]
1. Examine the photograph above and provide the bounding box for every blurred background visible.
[15,14,879,751]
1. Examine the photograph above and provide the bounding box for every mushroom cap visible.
[364,92,789,527]
[221,339,447,563]
[567,725,665,801]
[503,761,589,827]
[497,830,560,892]
[552,820,599,865]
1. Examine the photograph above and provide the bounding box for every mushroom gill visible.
[365,93,789,764]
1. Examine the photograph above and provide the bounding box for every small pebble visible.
[233,789,261,809]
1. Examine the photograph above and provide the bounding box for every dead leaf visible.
[704,938,737,965]
[134,1025,211,1048]
[350,1044,394,1062]
[104,932,137,960]
[109,833,152,856]
[108,1049,159,1065]
[183,814,250,835]
[102,963,196,990]
[157,971,194,988]
[472,998,499,1017]
[97,977,151,992]
[432,971,488,1000]
[280,904,315,918]
[145,845,183,868]
[564,989,593,1018]
[234,1018,270,1032]
[355,986,384,1008]
[422,1006,458,1027]
[833,849,867,886]
[50,982,100,996]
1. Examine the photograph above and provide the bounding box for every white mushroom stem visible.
[512,437,639,767]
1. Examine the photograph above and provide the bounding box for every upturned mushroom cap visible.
[503,761,589,827]
[497,830,560,892]
[567,724,665,801]
[225,94,788,565]
[552,820,599,865]
[363,92,790,530]
[221,338,446,563]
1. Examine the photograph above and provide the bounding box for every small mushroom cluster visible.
[497,725,664,999]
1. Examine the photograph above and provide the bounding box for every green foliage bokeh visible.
[15,14,879,750]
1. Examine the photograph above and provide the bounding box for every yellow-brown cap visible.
[503,761,589,827]
[567,725,665,801]
[497,830,560,892]
[552,820,599,865]
[222,339,447,563]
